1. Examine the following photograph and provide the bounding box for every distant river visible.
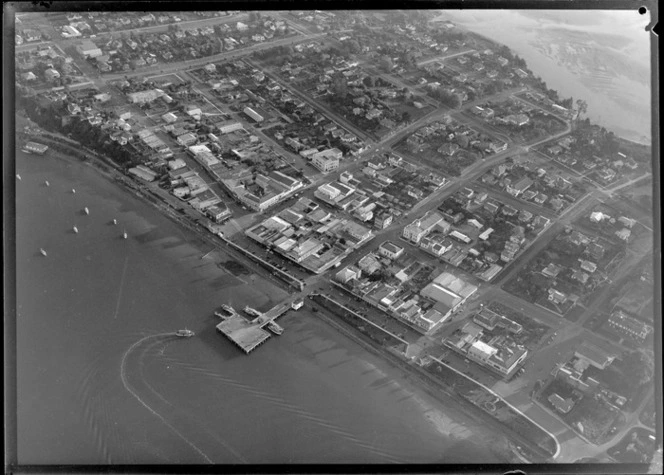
[437,10,652,144]
[14,151,510,464]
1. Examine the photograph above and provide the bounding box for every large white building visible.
[312,148,342,173]
[127,89,163,104]
[243,107,264,123]
[402,211,446,244]
[420,271,478,322]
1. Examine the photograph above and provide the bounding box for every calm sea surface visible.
[438,10,651,144]
[15,151,508,464]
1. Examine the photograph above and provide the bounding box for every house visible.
[167,158,187,171]
[161,112,177,123]
[590,211,609,223]
[548,393,574,414]
[618,216,637,228]
[44,68,60,81]
[548,288,567,305]
[21,71,37,82]
[378,241,404,260]
[574,341,616,370]
[578,260,597,273]
[571,270,589,285]
[177,133,198,147]
[76,39,102,58]
[547,145,563,156]
[615,228,631,241]
[358,254,382,275]
[478,228,494,240]
[542,263,562,278]
[506,177,533,197]
[514,68,528,78]
[438,143,460,156]
[336,266,363,284]
[366,108,382,120]
[586,242,605,261]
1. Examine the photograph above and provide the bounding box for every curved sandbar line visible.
[430,356,561,459]
[120,333,214,464]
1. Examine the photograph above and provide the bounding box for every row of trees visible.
[18,93,138,167]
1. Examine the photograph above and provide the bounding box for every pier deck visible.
[216,302,294,354]
[216,315,271,354]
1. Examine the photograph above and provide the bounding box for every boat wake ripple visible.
[120,333,218,464]
[164,360,403,463]
[76,353,113,463]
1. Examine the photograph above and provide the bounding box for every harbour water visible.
[15,151,510,464]
[437,10,651,144]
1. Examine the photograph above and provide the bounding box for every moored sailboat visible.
[40,248,47,256]
[73,225,78,234]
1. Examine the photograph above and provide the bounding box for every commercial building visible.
[574,341,616,370]
[76,39,102,58]
[22,142,49,155]
[243,107,264,123]
[246,197,373,273]
[161,112,178,123]
[177,133,198,147]
[127,89,163,104]
[607,310,651,341]
[312,149,341,173]
[61,25,82,38]
[206,203,232,223]
[378,241,404,260]
[445,322,528,376]
[128,165,158,182]
[402,211,446,244]
[217,121,244,134]
[420,271,478,321]
[231,171,304,213]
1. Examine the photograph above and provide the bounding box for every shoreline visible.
[429,12,651,146]
[32,146,530,463]
[310,300,553,463]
